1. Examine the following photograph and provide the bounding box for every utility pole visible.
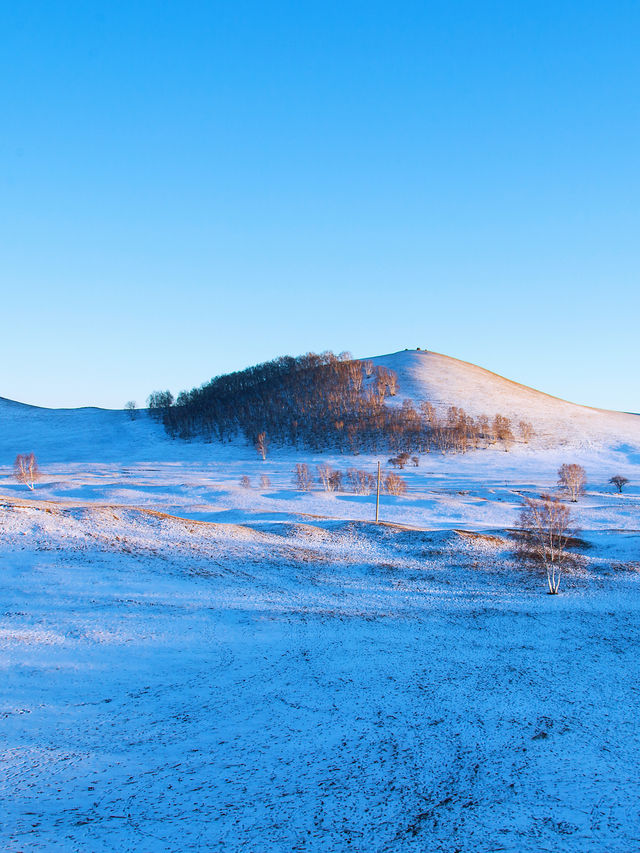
[375,460,381,523]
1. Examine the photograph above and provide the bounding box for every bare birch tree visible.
[519,420,534,443]
[317,464,338,491]
[254,432,268,460]
[557,463,586,502]
[346,468,376,495]
[294,463,313,491]
[516,493,575,594]
[384,473,407,496]
[329,469,343,492]
[14,453,40,491]
[493,415,514,451]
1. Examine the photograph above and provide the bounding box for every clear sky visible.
[1,1,638,411]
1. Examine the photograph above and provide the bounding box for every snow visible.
[1,352,639,851]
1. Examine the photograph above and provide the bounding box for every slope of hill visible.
[372,350,639,448]
[0,397,171,465]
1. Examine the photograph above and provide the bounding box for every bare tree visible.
[375,366,398,400]
[557,463,587,502]
[516,493,575,594]
[124,400,137,420]
[254,432,268,460]
[294,463,313,491]
[493,414,514,451]
[329,469,343,492]
[317,464,339,491]
[384,472,407,496]
[519,420,534,444]
[346,468,376,495]
[481,414,497,446]
[260,474,271,489]
[386,369,398,396]
[14,453,40,491]
[609,475,629,494]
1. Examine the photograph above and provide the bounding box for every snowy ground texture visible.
[2,353,640,852]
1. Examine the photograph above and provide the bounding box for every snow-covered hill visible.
[373,349,639,448]
[1,350,638,467]
[0,397,174,465]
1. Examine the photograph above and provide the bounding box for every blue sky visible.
[1,1,638,410]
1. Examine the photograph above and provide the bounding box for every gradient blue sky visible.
[1,1,638,410]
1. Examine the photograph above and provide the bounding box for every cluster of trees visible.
[293,463,407,496]
[148,352,400,450]
[388,452,419,469]
[147,351,534,455]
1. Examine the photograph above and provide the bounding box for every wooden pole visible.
[375,460,381,523]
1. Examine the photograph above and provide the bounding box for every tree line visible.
[147,351,534,454]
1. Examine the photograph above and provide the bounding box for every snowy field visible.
[1,362,640,851]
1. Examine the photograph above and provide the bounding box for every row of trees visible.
[147,350,536,455]
[293,463,407,495]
